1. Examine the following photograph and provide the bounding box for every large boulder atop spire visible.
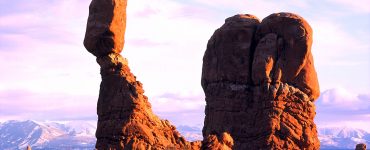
[83,1,197,149]
[84,0,127,57]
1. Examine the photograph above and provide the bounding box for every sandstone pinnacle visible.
[83,0,195,149]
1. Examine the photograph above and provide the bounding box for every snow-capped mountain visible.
[176,125,370,149]
[318,126,370,149]
[0,120,96,150]
[1,120,369,149]
[177,125,203,141]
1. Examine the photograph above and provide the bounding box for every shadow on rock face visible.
[201,12,320,150]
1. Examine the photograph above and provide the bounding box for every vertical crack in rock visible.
[201,14,261,149]
[202,13,320,149]
[83,0,200,149]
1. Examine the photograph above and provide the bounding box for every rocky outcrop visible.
[255,13,320,100]
[83,0,195,149]
[202,132,234,150]
[84,0,127,57]
[83,1,320,149]
[202,14,260,87]
[201,14,260,149]
[202,13,320,149]
[356,143,367,150]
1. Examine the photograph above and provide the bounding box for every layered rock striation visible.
[83,0,197,149]
[202,13,320,149]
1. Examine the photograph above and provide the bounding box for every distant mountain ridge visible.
[0,120,368,149]
[0,120,96,150]
[318,126,370,149]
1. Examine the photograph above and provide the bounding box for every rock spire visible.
[83,0,196,149]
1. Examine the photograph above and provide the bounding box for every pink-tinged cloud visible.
[134,6,160,18]
[315,88,370,130]
[0,90,97,121]
[326,0,370,13]
[150,92,205,126]
[126,38,168,47]
[151,92,205,113]
[318,88,370,110]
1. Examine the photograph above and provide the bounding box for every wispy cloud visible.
[150,92,205,126]
[326,0,370,14]
[0,90,97,121]
[317,88,370,109]
[152,92,205,113]
[133,6,160,18]
[126,38,168,47]
[0,0,100,95]
[0,0,89,45]
[316,88,370,131]
[0,0,369,128]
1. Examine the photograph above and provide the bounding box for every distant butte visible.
[83,0,321,149]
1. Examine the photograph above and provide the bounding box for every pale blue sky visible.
[0,0,369,130]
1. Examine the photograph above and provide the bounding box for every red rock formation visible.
[84,0,195,149]
[202,14,260,87]
[255,13,320,100]
[201,14,260,149]
[95,54,194,149]
[83,1,320,149]
[202,132,234,150]
[84,0,127,57]
[202,13,320,149]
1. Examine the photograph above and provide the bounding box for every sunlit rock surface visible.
[84,0,127,57]
[83,0,197,149]
[84,0,321,148]
[201,13,320,149]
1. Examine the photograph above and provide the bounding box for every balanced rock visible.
[202,13,320,149]
[84,0,127,57]
[84,0,194,149]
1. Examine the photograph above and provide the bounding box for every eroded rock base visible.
[95,53,198,149]
[203,83,319,149]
